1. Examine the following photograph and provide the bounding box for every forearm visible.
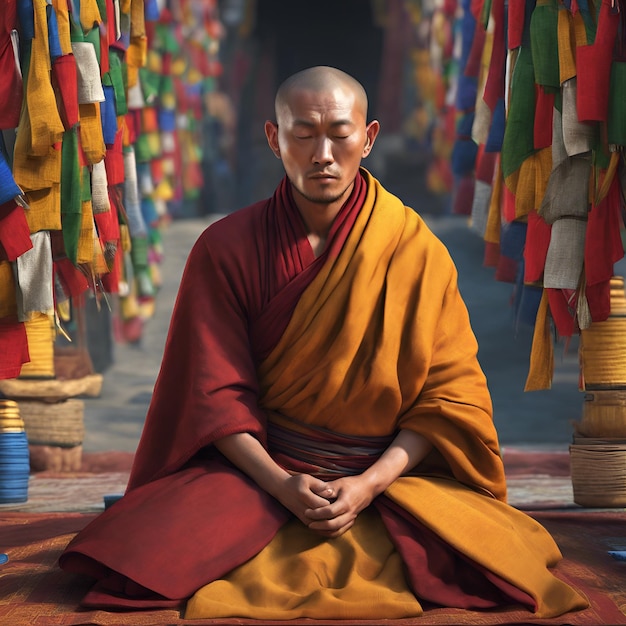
[360,429,432,497]
[215,431,336,525]
[213,432,290,499]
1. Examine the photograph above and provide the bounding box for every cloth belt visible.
[267,413,395,479]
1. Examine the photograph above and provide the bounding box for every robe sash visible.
[267,412,395,479]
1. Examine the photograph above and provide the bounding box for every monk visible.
[59,66,588,620]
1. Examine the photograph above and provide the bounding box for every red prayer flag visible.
[52,54,80,129]
[524,210,552,283]
[576,0,619,122]
[585,174,625,286]
[0,201,32,261]
[0,315,29,379]
[534,87,554,150]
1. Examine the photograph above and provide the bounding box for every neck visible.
[292,181,355,242]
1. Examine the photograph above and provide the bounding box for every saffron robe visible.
[59,169,587,618]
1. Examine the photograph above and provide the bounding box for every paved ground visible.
[81,209,593,456]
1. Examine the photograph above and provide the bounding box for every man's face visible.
[266,87,378,210]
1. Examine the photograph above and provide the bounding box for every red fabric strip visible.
[585,173,624,286]
[547,288,577,336]
[94,194,121,242]
[0,36,22,130]
[484,0,506,110]
[534,87,555,149]
[104,127,125,185]
[465,19,486,78]
[576,0,620,122]
[0,201,32,261]
[54,258,90,298]
[524,210,552,283]
[52,55,79,129]
[476,147,498,183]
[586,279,611,322]
[0,314,29,379]
[508,0,526,50]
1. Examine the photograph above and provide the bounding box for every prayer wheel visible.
[0,399,30,504]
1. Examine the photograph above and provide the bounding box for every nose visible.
[312,137,333,165]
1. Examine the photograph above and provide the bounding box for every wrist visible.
[260,466,292,501]
[359,466,390,500]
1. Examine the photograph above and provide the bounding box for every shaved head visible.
[265,65,380,227]
[275,66,369,122]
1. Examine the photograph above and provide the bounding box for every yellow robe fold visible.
[187,171,588,620]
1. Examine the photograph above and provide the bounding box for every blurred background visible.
[3,0,624,470]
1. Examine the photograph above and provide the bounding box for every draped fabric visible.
[0,261,29,378]
[12,0,64,231]
[0,1,23,130]
[124,171,366,491]
[59,170,587,620]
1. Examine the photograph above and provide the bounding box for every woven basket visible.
[18,399,85,447]
[570,439,626,507]
[574,390,626,438]
[580,276,626,387]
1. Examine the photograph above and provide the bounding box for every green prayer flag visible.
[608,62,626,146]
[84,28,101,64]
[501,46,537,179]
[60,129,82,265]
[81,166,92,202]
[530,0,560,88]
[139,67,161,104]
[103,54,128,116]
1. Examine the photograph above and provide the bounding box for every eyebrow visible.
[292,119,354,128]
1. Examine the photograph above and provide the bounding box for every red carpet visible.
[0,450,624,625]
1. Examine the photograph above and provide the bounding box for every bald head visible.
[275,66,369,122]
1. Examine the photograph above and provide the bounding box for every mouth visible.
[309,173,338,180]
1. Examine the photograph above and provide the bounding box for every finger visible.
[310,517,355,538]
[312,485,336,500]
[304,502,336,521]
[303,491,336,510]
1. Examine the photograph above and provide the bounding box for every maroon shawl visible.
[127,172,365,490]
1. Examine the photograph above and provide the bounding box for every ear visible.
[362,120,381,158]
[265,120,281,159]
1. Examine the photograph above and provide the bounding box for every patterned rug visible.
[0,449,625,624]
[1,511,625,625]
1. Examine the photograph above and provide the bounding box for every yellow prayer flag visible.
[51,0,73,55]
[78,103,106,165]
[557,9,576,84]
[23,185,62,233]
[80,0,102,30]
[28,0,65,156]
[77,200,96,265]
[0,262,18,319]
[525,290,554,391]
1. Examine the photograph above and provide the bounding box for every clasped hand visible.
[278,473,375,538]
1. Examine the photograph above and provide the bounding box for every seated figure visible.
[59,65,588,621]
